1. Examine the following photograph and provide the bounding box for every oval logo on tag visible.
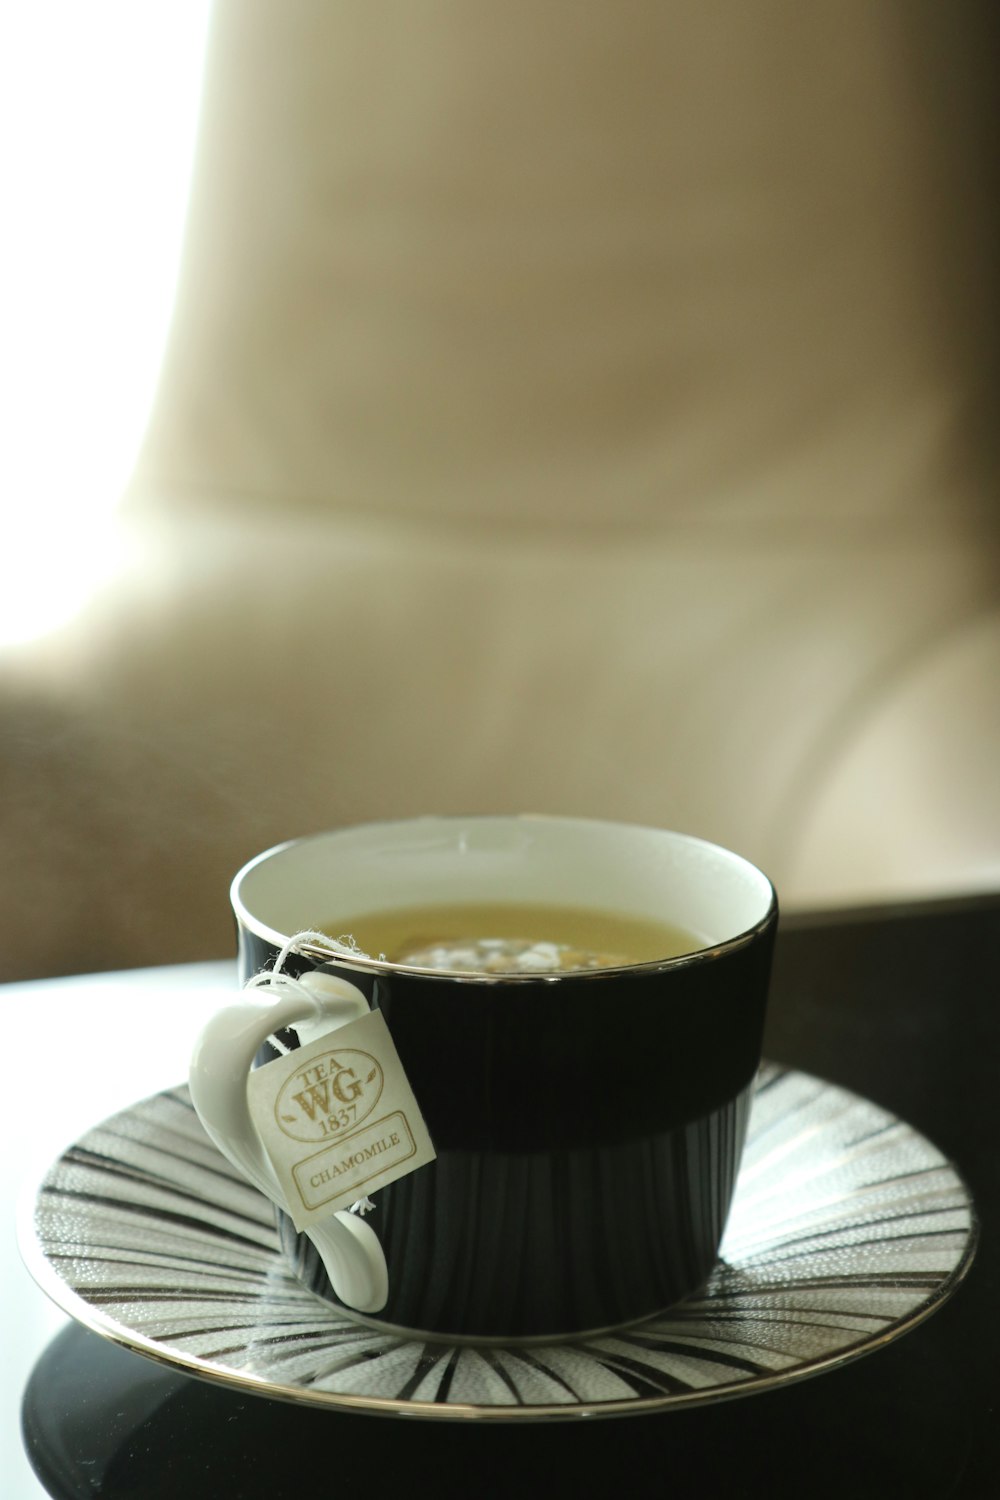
[274,1048,384,1142]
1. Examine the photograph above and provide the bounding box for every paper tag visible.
[246,1008,436,1232]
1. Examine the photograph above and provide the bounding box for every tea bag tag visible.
[246,963,436,1234]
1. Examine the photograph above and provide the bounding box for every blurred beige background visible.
[2,0,998,981]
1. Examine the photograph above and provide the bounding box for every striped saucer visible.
[20,1062,976,1421]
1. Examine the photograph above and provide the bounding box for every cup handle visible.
[189,971,389,1313]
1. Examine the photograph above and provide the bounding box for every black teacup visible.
[191,816,777,1342]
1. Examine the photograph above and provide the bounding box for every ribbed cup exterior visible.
[243,916,774,1340]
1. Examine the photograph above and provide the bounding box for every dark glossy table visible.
[7,896,998,1498]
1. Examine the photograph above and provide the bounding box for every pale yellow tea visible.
[320,902,703,975]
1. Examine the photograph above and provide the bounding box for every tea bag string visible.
[246,929,373,997]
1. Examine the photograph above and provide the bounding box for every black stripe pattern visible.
[22,1064,976,1419]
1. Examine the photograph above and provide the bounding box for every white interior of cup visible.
[232,816,775,968]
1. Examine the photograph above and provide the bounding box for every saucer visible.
[19,1062,976,1421]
